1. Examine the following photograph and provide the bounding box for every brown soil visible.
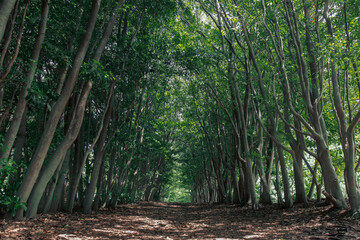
[0,201,359,239]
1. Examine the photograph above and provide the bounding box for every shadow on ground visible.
[1,201,359,239]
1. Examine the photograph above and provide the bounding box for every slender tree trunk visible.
[43,150,70,213]
[292,150,307,204]
[276,145,293,207]
[230,157,241,204]
[256,119,272,204]
[258,150,271,204]
[93,0,125,61]
[7,107,27,187]
[93,159,106,211]
[284,105,307,204]
[67,124,83,211]
[0,86,3,112]
[48,151,70,212]
[0,0,19,69]
[274,156,283,204]
[0,0,17,45]
[307,160,318,200]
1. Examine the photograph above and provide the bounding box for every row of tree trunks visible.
[15,0,101,219]
[323,0,360,212]
[26,82,92,218]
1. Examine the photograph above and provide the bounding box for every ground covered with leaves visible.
[0,201,359,239]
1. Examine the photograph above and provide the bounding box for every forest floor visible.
[1,201,360,239]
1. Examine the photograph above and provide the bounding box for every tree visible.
[0,0,18,44]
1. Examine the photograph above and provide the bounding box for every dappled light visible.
[1,201,359,239]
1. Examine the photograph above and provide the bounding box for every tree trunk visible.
[0,0,17,44]
[230,157,241,204]
[43,150,70,213]
[276,145,293,207]
[93,0,125,62]
[284,105,307,204]
[67,123,83,211]
[7,106,27,187]
[48,151,70,212]
[0,0,19,69]
[274,156,283,204]
[258,154,271,204]
[292,149,307,204]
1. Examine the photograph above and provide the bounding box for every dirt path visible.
[1,201,359,239]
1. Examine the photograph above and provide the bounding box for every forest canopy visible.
[0,0,360,220]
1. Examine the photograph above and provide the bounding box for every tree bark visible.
[7,106,27,187]
[44,150,70,213]
[0,0,17,45]
[49,159,68,212]
[0,0,19,69]
[93,0,125,62]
